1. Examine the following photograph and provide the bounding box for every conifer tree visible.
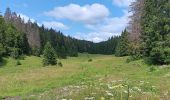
[43,42,57,66]
[141,0,170,64]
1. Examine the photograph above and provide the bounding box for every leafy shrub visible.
[58,61,63,67]
[32,46,41,57]
[149,66,156,72]
[88,59,92,62]
[146,43,170,65]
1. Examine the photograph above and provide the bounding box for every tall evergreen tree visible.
[141,0,170,64]
[43,42,57,66]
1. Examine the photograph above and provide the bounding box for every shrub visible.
[58,61,63,67]
[88,59,92,62]
[0,43,5,62]
[32,46,41,57]
[10,48,20,59]
[16,60,21,65]
[149,66,156,72]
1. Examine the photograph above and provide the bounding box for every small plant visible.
[58,61,63,67]
[16,60,21,66]
[149,66,156,72]
[10,48,20,59]
[88,59,92,62]
[19,55,25,60]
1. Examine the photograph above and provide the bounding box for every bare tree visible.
[128,0,144,43]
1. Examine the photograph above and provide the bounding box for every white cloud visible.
[44,3,109,24]
[88,10,131,33]
[74,10,131,42]
[74,32,118,43]
[18,13,35,23]
[42,21,69,30]
[112,0,134,7]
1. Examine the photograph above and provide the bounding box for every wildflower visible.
[101,97,105,100]
[85,97,95,100]
[133,87,141,92]
[124,90,128,93]
[106,91,113,96]
[111,84,123,89]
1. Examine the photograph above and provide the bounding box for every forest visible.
[0,7,120,62]
[0,0,170,99]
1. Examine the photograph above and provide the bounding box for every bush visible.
[58,61,63,67]
[149,66,156,72]
[88,59,92,62]
[19,55,25,60]
[0,43,5,62]
[32,46,41,57]
[10,48,20,59]
[16,60,21,66]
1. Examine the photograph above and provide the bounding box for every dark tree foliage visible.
[0,43,5,62]
[0,15,6,61]
[128,0,170,64]
[4,8,41,49]
[141,0,170,64]
[115,29,130,57]
[0,13,29,59]
[43,42,57,66]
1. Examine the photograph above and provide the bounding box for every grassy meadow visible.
[0,54,170,99]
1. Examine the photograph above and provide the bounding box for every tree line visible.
[0,8,120,64]
[116,0,170,65]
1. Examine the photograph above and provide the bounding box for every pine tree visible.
[43,42,57,66]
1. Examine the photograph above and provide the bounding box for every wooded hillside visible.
[0,8,120,60]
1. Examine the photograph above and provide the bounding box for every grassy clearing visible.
[0,54,170,99]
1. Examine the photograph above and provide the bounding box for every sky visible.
[1,0,134,42]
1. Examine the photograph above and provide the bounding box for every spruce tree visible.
[43,42,57,66]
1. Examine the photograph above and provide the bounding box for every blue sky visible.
[1,0,133,42]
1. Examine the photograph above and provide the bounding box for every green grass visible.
[0,54,170,99]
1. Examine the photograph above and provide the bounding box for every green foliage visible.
[88,59,92,62]
[58,61,63,67]
[128,43,142,61]
[115,29,130,57]
[16,60,21,66]
[43,42,57,66]
[149,66,156,72]
[141,0,170,65]
[32,46,41,57]
[0,44,5,62]
[57,45,67,59]
[10,48,20,59]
